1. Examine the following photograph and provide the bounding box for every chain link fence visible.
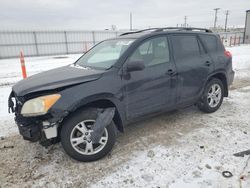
[0,30,245,59]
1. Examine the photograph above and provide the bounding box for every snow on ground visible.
[0,54,82,86]
[92,86,250,188]
[0,45,250,187]
[229,45,250,79]
[0,87,16,137]
[230,45,250,71]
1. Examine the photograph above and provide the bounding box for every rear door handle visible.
[166,69,177,76]
[205,61,211,66]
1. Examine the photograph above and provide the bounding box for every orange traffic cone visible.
[20,51,27,79]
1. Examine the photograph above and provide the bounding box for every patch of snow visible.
[228,45,250,70]
[0,86,17,137]
[227,45,250,79]
[0,54,82,86]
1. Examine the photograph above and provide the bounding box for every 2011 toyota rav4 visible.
[8,27,234,162]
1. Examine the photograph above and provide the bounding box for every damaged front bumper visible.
[15,115,59,146]
[8,92,64,146]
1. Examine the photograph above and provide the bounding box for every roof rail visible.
[120,28,160,36]
[120,27,212,36]
[154,27,212,33]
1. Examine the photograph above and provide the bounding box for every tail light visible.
[224,50,232,58]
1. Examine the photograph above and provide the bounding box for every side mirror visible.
[126,60,145,72]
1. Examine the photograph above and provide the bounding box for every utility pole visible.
[184,16,187,27]
[130,12,133,31]
[224,10,230,32]
[213,8,220,29]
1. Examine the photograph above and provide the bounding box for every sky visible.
[0,0,249,30]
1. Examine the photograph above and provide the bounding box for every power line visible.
[224,10,230,32]
[213,8,220,29]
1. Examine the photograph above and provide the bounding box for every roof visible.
[117,27,214,39]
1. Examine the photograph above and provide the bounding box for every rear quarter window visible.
[200,35,224,53]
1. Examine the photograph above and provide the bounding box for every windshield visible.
[76,39,134,69]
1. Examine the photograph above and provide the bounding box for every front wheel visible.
[197,78,224,113]
[60,108,116,162]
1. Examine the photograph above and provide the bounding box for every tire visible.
[60,108,116,162]
[197,78,224,113]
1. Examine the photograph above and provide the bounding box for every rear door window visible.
[171,35,200,59]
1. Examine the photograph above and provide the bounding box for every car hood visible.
[13,64,105,96]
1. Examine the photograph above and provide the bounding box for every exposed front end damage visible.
[8,91,67,147]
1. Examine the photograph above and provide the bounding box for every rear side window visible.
[171,35,200,59]
[199,35,223,52]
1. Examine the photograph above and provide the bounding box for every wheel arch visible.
[207,72,228,97]
[60,94,125,133]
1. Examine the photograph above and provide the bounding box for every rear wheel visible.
[60,108,116,162]
[197,78,224,113]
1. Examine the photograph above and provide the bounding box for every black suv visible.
[8,27,234,162]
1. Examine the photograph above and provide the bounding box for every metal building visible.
[244,10,250,44]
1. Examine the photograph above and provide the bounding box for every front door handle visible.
[166,69,177,76]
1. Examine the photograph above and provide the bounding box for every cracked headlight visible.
[21,94,61,117]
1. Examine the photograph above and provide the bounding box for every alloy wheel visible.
[70,120,108,155]
[207,83,222,108]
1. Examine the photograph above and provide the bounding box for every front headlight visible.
[21,94,61,117]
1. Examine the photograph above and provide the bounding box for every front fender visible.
[68,93,124,115]
[50,85,125,126]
